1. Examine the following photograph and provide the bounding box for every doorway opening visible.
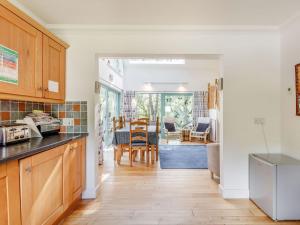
[95,54,223,184]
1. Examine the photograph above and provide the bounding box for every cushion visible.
[164,122,176,132]
[196,123,209,132]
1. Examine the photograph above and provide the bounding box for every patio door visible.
[161,93,193,128]
[100,85,120,148]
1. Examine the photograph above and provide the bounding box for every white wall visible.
[52,28,281,198]
[280,16,300,159]
[123,59,220,92]
[98,59,124,91]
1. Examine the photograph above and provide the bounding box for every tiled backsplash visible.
[0,100,87,133]
[45,101,87,133]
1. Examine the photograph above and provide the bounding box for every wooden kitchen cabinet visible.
[0,4,43,98]
[0,1,68,103]
[43,35,66,100]
[20,146,65,225]
[63,138,86,209]
[0,161,22,225]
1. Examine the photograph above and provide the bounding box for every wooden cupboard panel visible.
[0,161,21,225]
[0,176,8,225]
[20,147,65,225]
[43,35,66,100]
[81,138,86,190]
[72,141,82,197]
[0,0,69,49]
[6,161,22,225]
[0,4,43,97]
[63,138,86,209]
[63,144,72,210]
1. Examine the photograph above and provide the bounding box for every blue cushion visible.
[196,123,209,132]
[164,122,176,132]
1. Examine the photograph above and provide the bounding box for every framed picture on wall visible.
[295,64,300,115]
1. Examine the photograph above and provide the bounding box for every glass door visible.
[161,93,193,128]
[100,85,120,148]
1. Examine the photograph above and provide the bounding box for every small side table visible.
[181,129,191,142]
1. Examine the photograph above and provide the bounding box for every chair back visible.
[156,117,160,134]
[118,116,123,128]
[130,121,148,146]
[138,117,150,125]
[112,117,117,132]
[123,116,126,127]
[164,116,176,124]
[197,117,210,124]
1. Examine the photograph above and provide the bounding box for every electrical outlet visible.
[254,118,265,125]
[62,118,74,126]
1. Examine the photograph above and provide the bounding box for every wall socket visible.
[62,118,74,126]
[254,117,265,125]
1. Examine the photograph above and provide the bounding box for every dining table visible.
[112,125,159,165]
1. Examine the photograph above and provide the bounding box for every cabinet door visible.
[63,140,82,209]
[0,163,8,225]
[0,161,21,225]
[20,146,65,225]
[72,140,82,199]
[43,35,66,100]
[0,5,43,97]
[81,138,86,191]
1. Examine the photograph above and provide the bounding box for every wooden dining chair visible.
[129,121,149,166]
[113,117,117,132]
[155,116,160,161]
[138,117,150,125]
[122,115,126,127]
[149,117,160,163]
[118,116,124,128]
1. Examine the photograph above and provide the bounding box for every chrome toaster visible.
[0,123,31,145]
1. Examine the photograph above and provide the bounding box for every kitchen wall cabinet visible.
[43,35,66,100]
[20,145,65,225]
[0,161,22,225]
[0,1,68,103]
[0,4,43,98]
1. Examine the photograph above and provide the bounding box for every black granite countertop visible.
[0,133,88,163]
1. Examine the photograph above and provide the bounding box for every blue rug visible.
[159,145,208,169]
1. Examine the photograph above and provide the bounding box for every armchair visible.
[189,117,210,143]
[163,116,181,143]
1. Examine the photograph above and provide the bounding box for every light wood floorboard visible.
[62,150,300,225]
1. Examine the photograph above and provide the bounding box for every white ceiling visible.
[13,0,300,27]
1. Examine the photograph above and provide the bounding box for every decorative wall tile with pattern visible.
[0,100,88,134]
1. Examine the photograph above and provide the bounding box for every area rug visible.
[159,145,208,169]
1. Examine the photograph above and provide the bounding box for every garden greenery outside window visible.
[135,92,193,129]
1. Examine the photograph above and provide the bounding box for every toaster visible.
[0,123,31,145]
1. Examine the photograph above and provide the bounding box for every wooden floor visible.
[62,150,300,225]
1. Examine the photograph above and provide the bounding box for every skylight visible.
[128,59,185,65]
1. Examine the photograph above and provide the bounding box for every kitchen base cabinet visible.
[20,145,65,225]
[0,161,22,225]
[18,137,86,225]
[63,138,86,210]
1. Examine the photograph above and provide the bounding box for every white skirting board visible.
[219,184,249,199]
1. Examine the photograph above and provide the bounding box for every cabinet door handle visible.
[25,167,31,173]
[44,88,49,92]
[38,87,43,91]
